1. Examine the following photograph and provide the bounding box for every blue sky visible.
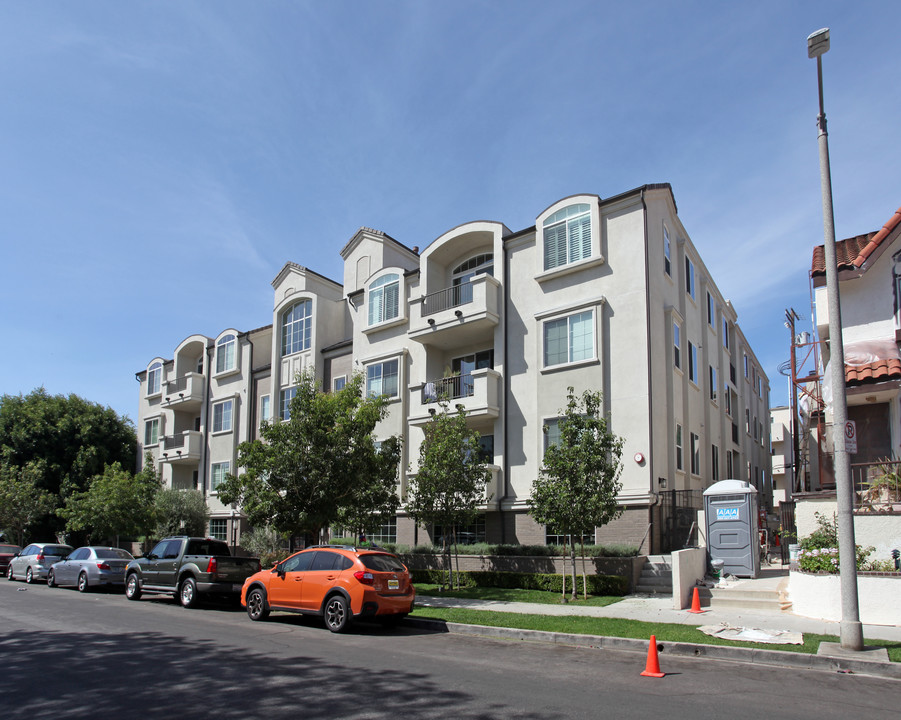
[1,2,899,424]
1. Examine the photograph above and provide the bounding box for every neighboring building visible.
[769,405,794,506]
[810,205,901,491]
[136,183,771,553]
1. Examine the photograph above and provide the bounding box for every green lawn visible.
[414,583,622,607]
[410,593,901,662]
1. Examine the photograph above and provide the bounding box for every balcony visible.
[409,368,501,426]
[161,373,204,412]
[851,460,901,512]
[409,274,500,349]
[159,431,202,465]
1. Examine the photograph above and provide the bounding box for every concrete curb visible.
[405,617,901,681]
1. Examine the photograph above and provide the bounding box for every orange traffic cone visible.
[687,586,706,614]
[640,635,665,678]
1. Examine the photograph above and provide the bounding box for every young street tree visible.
[530,387,624,601]
[58,456,161,544]
[406,400,491,588]
[216,371,402,545]
[153,488,210,538]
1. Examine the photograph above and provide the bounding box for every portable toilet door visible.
[703,479,760,578]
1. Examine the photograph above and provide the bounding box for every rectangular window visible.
[688,342,697,384]
[333,375,347,392]
[712,445,720,482]
[368,275,400,326]
[690,432,700,475]
[210,462,230,492]
[727,451,735,479]
[663,225,671,276]
[723,317,730,350]
[367,515,397,545]
[543,310,594,367]
[546,526,592,546]
[209,518,227,541]
[685,256,695,300]
[366,359,399,398]
[544,418,561,456]
[216,335,236,374]
[675,424,683,471]
[673,321,681,370]
[279,387,296,420]
[212,400,233,433]
[709,366,717,402]
[147,365,161,396]
[260,395,271,423]
[754,418,759,442]
[724,381,732,416]
[144,418,159,446]
[707,292,715,326]
[746,408,751,435]
[744,353,749,378]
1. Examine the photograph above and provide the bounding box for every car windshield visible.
[44,547,71,556]
[95,548,134,560]
[359,554,406,572]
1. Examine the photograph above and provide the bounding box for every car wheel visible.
[324,594,351,633]
[7,565,14,581]
[246,588,270,621]
[77,572,89,593]
[25,567,34,584]
[125,573,141,600]
[47,570,57,588]
[179,577,198,608]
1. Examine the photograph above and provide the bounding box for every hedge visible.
[411,569,629,596]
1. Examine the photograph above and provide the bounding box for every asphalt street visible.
[0,580,897,719]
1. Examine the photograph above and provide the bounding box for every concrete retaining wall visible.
[788,571,900,626]
[671,547,707,609]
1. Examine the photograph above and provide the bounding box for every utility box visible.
[703,479,760,578]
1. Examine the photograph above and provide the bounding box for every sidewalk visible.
[416,592,901,643]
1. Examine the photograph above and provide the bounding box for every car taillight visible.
[206,558,218,573]
[353,571,374,585]
[36,553,45,563]
[96,563,111,571]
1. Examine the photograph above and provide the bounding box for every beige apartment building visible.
[136,183,771,553]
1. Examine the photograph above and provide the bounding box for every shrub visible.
[406,543,638,558]
[410,569,629,596]
[797,513,875,573]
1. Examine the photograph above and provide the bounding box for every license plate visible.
[388,579,399,591]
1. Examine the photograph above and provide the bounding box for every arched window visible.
[147,362,162,396]
[216,334,236,373]
[452,254,493,305]
[368,273,400,326]
[281,300,312,357]
[543,203,591,270]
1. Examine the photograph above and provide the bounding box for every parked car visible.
[0,544,21,575]
[124,536,261,608]
[6,543,74,583]
[241,544,415,633]
[47,546,134,592]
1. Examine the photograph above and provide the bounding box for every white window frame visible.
[712,445,720,482]
[368,273,400,326]
[663,224,671,276]
[707,292,715,327]
[281,299,312,357]
[688,341,698,384]
[147,362,162,397]
[144,417,160,447]
[673,321,681,370]
[722,317,730,350]
[260,395,271,424]
[215,334,237,375]
[690,432,700,476]
[542,203,592,271]
[542,309,595,369]
[709,366,718,403]
[209,518,227,541]
[366,359,400,398]
[280,387,296,421]
[675,424,683,472]
[212,399,233,434]
[333,375,347,392]
[210,462,230,493]
[685,256,695,300]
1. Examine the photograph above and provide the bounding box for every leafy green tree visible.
[153,488,210,538]
[58,455,160,543]
[239,525,289,567]
[334,435,402,543]
[406,400,490,588]
[530,388,624,600]
[0,459,56,546]
[0,388,136,536]
[217,371,401,544]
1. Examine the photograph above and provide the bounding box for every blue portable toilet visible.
[703,479,760,578]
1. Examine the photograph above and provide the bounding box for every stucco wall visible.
[671,547,707,609]
[789,571,899,625]
[795,494,901,561]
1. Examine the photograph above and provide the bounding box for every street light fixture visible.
[807,27,863,651]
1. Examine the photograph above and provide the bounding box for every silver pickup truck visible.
[124,536,261,608]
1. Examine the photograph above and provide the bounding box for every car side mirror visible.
[146,553,158,560]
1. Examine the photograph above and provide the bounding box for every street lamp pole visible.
[807,28,863,651]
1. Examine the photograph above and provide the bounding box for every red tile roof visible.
[845,357,901,386]
[811,206,901,277]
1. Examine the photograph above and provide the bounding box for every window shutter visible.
[544,223,566,270]
[568,215,591,263]
[384,281,399,320]
[368,288,382,325]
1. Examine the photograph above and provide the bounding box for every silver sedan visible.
[48,547,134,592]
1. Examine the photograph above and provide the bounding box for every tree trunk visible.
[453,527,461,590]
[569,534,577,602]
[560,536,568,602]
[580,539,587,600]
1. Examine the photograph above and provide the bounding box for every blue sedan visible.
[48,547,134,592]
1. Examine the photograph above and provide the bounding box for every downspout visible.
[640,187,656,552]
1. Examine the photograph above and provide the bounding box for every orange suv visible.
[241,545,415,632]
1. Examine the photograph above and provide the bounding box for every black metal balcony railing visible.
[422,374,475,403]
[422,281,473,317]
[165,376,190,394]
[162,434,186,451]
[851,460,901,512]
